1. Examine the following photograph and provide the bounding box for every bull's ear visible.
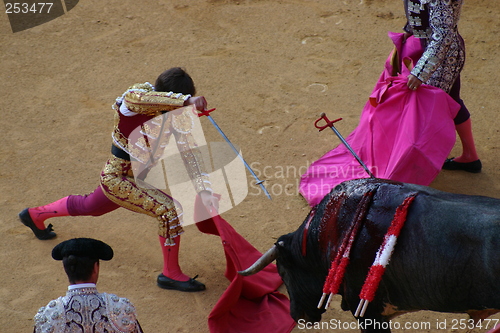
[276,233,293,248]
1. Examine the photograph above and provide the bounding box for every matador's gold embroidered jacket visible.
[111,82,211,193]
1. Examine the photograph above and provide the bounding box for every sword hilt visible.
[314,112,343,132]
[197,108,216,118]
[314,112,375,179]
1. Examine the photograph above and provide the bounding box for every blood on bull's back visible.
[240,178,500,332]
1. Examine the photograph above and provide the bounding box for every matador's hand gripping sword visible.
[198,108,272,200]
[314,112,375,178]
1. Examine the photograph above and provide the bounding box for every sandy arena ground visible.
[1,0,499,332]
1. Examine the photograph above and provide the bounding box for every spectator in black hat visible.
[33,238,143,333]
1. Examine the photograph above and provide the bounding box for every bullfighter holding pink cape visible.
[301,0,481,206]
[300,33,461,206]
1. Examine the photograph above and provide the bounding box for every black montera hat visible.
[52,238,114,261]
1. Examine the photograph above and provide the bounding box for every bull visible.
[239,178,500,332]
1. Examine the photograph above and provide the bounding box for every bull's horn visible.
[238,243,281,276]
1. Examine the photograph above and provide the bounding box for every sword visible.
[198,108,272,200]
[314,112,375,178]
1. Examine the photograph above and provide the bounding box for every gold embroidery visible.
[175,130,211,193]
[123,83,188,116]
[171,109,195,134]
[100,156,184,244]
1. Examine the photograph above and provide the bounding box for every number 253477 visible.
[5,3,54,14]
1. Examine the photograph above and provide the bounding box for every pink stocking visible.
[28,197,70,230]
[159,235,189,282]
[454,118,479,163]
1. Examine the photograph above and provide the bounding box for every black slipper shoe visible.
[18,208,56,240]
[442,158,482,173]
[157,273,206,292]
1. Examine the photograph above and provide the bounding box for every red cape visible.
[194,195,296,333]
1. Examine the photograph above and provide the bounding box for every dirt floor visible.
[1,0,499,332]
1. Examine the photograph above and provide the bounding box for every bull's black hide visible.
[275,178,500,332]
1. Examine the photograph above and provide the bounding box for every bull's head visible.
[239,232,328,323]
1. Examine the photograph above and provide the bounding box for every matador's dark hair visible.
[63,255,97,284]
[155,67,196,96]
[52,238,113,284]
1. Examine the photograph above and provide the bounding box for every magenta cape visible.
[487,325,500,333]
[299,33,460,206]
[194,195,296,333]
